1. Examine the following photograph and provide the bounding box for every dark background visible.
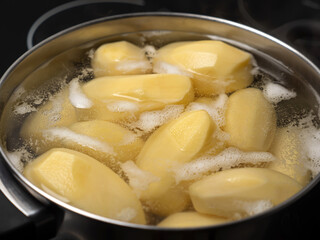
[1,0,319,75]
[0,0,319,239]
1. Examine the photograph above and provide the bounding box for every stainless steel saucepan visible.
[0,12,320,240]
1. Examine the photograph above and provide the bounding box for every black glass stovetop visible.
[0,0,320,239]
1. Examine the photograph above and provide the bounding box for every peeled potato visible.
[268,127,310,186]
[189,168,302,218]
[157,211,229,228]
[92,41,152,77]
[20,89,77,154]
[153,40,253,95]
[224,88,276,151]
[24,148,146,224]
[79,74,194,122]
[136,110,218,216]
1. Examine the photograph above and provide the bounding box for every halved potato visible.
[20,89,77,154]
[189,168,302,218]
[153,40,253,95]
[224,88,276,151]
[268,127,311,186]
[92,41,152,77]
[79,74,194,122]
[24,148,146,224]
[136,110,218,216]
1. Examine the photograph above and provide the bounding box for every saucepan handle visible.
[0,157,61,239]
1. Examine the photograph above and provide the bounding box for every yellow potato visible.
[79,74,194,122]
[92,41,152,77]
[268,127,310,186]
[189,168,302,218]
[224,88,276,151]
[157,211,229,228]
[136,110,218,216]
[24,148,146,224]
[20,89,77,154]
[153,40,253,95]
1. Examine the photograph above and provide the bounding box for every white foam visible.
[116,207,137,222]
[69,79,93,109]
[121,160,160,197]
[13,102,37,115]
[262,81,297,104]
[10,87,26,102]
[298,125,320,177]
[42,91,65,123]
[153,61,192,77]
[119,132,139,146]
[43,127,115,156]
[87,48,95,60]
[233,200,273,219]
[173,147,276,183]
[143,45,157,61]
[116,60,152,73]
[106,100,139,113]
[186,94,228,128]
[13,88,47,115]
[5,149,32,173]
[129,105,184,133]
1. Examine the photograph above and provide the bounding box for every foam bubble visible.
[298,125,320,177]
[233,200,273,219]
[13,102,37,115]
[121,160,160,197]
[5,149,33,173]
[42,91,65,123]
[10,87,26,102]
[87,48,95,60]
[143,45,157,61]
[106,100,139,113]
[116,60,152,73]
[69,79,93,109]
[119,132,139,146]
[186,94,228,128]
[129,105,184,133]
[173,147,276,183]
[262,81,297,104]
[153,61,192,77]
[116,207,137,222]
[44,127,115,156]
[13,89,47,115]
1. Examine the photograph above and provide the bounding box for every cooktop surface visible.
[0,0,319,239]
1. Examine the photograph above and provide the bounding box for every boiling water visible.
[2,30,320,224]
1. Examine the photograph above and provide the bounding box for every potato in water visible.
[20,89,77,154]
[224,88,276,152]
[78,74,194,122]
[24,148,146,224]
[92,41,152,77]
[189,168,302,218]
[153,40,254,95]
[137,110,218,216]
[19,39,313,227]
